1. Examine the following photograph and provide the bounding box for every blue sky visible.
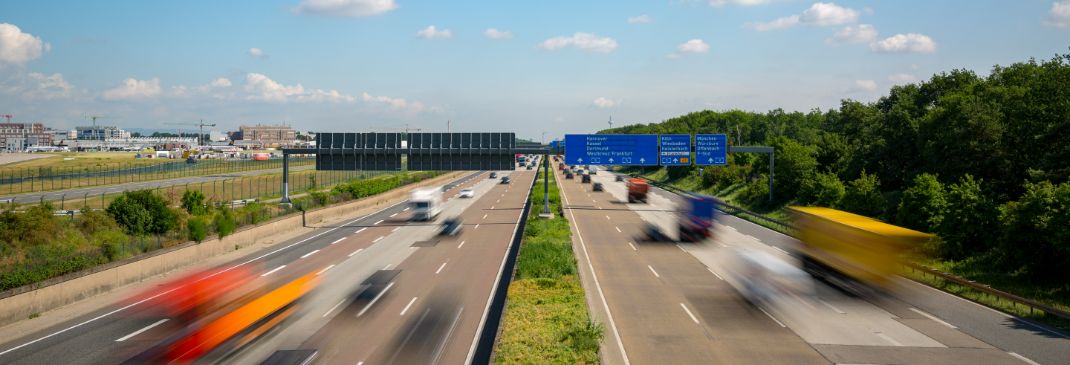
[1,0,1067,140]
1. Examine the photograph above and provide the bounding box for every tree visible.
[936,175,996,260]
[187,217,208,242]
[106,190,177,236]
[771,137,818,201]
[896,173,946,232]
[798,172,845,207]
[214,208,237,237]
[841,171,885,218]
[997,181,1070,279]
[181,190,207,215]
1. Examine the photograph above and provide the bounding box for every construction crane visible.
[164,120,217,147]
[85,115,108,127]
[382,124,423,134]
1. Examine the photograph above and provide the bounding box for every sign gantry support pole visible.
[542,152,550,216]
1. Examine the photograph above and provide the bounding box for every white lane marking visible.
[300,250,319,259]
[719,242,729,248]
[331,237,345,245]
[496,199,500,204]
[707,267,724,280]
[819,299,846,314]
[876,332,903,346]
[354,227,367,234]
[558,176,631,365]
[392,227,400,232]
[374,220,384,225]
[458,240,466,249]
[605,215,611,220]
[357,282,395,317]
[490,206,495,210]
[759,307,786,327]
[647,265,660,278]
[261,265,286,277]
[909,307,957,329]
[348,248,364,257]
[680,303,700,324]
[474,224,480,230]
[615,226,622,233]
[316,264,335,276]
[676,244,688,253]
[483,214,488,219]
[115,319,169,342]
[373,236,384,243]
[400,297,418,316]
[323,299,346,317]
[772,246,788,255]
[1008,352,1041,365]
[627,242,637,251]
[436,262,448,274]
[390,213,398,217]
[403,207,410,211]
[383,264,392,270]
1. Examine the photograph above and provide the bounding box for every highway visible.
[565,165,1069,365]
[0,164,314,205]
[0,168,533,364]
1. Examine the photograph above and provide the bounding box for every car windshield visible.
[413,202,431,209]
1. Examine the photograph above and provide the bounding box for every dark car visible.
[593,182,604,192]
[615,175,624,182]
[581,174,591,183]
[440,217,463,236]
[490,172,498,178]
[526,165,533,170]
[500,176,511,184]
[565,172,574,179]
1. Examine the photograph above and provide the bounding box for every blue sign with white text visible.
[695,134,727,166]
[659,134,691,166]
[564,134,658,166]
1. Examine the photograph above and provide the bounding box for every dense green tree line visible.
[603,53,1070,280]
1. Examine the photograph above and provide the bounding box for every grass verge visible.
[494,169,602,364]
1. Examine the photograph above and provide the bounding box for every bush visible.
[77,208,120,236]
[841,171,886,218]
[106,190,177,236]
[897,173,946,231]
[741,174,771,207]
[188,217,208,242]
[798,172,845,207]
[214,208,237,237]
[996,181,1070,279]
[181,190,207,215]
[936,175,997,260]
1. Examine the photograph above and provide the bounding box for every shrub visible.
[181,190,207,215]
[897,173,946,231]
[841,171,886,218]
[106,190,177,236]
[798,172,845,207]
[214,208,237,238]
[77,208,120,236]
[560,319,604,356]
[996,181,1070,279]
[741,174,771,207]
[936,175,997,260]
[188,217,208,242]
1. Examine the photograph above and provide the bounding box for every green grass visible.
[495,170,602,364]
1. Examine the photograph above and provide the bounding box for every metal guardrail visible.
[629,173,1070,323]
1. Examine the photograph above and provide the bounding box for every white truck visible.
[410,188,443,221]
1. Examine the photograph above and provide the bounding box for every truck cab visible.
[410,188,443,221]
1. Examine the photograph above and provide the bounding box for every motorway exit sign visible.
[564,134,658,166]
[695,134,727,166]
[659,134,691,166]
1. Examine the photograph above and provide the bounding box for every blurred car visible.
[590,166,598,175]
[440,217,463,236]
[565,172,575,179]
[593,182,604,191]
[500,176,511,184]
[526,165,533,170]
[581,174,591,183]
[490,172,498,178]
[615,175,625,182]
[459,189,475,198]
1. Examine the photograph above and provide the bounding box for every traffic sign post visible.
[564,134,658,166]
[695,134,728,166]
[659,134,691,166]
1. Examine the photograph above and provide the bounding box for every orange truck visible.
[626,178,649,203]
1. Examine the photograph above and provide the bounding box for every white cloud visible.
[361,92,425,112]
[593,97,619,108]
[748,2,858,31]
[827,24,877,45]
[293,0,397,17]
[853,79,877,92]
[0,23,50,65]
[709,0,773,6]
[870,33,937,53]
[416,25,452,40]
[248,47,265,58]
[243,73,355,103]
[888,73,919,84]
[627,15,652,24]
[2,72,73,100]
[677,39,711,54]
[539,33,618,53]
[1047,1,1070,28]
[208,78,232,88]
[483,28,513,40]
[103,77,161,100]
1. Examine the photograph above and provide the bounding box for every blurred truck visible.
[643,194,717,242]
[410,188,443,221]
[626,178,649,203]
[788,206,932,290]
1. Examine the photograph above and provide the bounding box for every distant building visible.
[209,130,228,142]
[49,129,76,145]
[0,122,53,151]
[76,125,129,140]
[238,124,296,147]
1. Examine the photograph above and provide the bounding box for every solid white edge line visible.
[1008,352,1041,365]
[679,303,700,324]
[261,265,286,277]
[300,250,319,259]
[115,319,169,342]
[464,173,539,365]
[400,297,418,316]
[348,248,363,257]
[316,264,335,276]
[647,265,660,278]
[554,170,631,365]
[435,262,448,274]
[707,267,724,280]
[331,237,344,245]
[322,299,346,318]
[758,306,786,327]
[357,282,395,317]
[909,307,957,329]
[627,242,637,251]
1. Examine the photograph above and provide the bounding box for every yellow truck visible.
[788,206,933,290]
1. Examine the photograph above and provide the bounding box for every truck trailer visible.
[410,188,443,221]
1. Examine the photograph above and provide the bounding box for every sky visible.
[0,0,1067,140]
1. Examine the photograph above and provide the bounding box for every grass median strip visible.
[494,170,602,364]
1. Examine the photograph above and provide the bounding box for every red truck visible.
[627,178,649,203]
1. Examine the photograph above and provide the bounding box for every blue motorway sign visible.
[564,134,658,166]
[695,134,727,166]
[659,134,691,166]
